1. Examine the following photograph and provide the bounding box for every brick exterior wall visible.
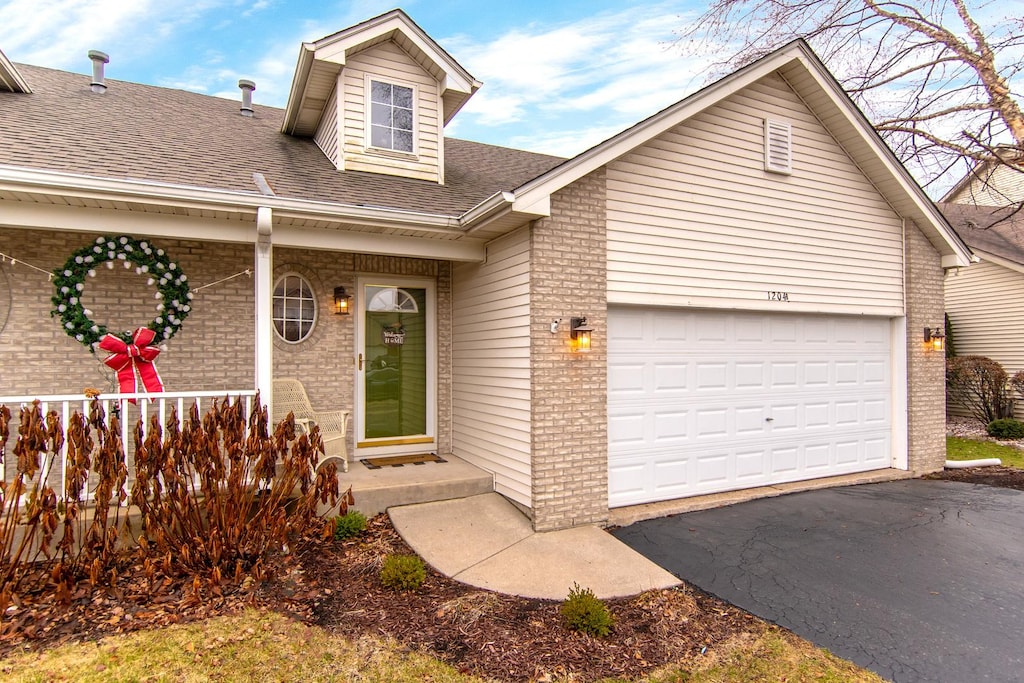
[0,228,451,458]
[530,170,609,531]
[904,222,947,473]
[0,228,254,396]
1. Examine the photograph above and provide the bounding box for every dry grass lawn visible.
[0,608,884,683]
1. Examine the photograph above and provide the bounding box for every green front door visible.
[357,279,434,449]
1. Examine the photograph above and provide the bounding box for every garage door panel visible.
[736,449,768,479]
[803,361,830,386]
[655,363,688,391]
[735,362,766,388]
[609,308,895,507]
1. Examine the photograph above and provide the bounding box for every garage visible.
[607,307,896,507]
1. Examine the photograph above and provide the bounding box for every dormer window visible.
[369,79,414,153]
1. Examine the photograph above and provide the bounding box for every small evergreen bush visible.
[380,554,426,590]
[332,510,367,540]
[560,583,614,637]
[987,418,1024,439]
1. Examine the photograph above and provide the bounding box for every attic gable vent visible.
[764,119,792,174]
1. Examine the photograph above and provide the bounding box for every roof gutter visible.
[0,164,463,233]
[459,190,515,228]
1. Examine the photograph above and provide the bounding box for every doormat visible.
[361,453,447,469]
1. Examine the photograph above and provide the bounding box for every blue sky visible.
[0,0,712,158]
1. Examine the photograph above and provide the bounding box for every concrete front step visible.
[338,454,494,517]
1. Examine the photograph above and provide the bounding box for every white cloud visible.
[444,3,710,157]
[0,0,159,67]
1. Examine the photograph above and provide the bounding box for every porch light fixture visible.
[570,317,593,353]
[333,286,352,315]
[924,327,945,352]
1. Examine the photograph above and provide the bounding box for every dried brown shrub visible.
[946,355,1015,423]
[0,393,349,626]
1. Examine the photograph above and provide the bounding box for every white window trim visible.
[272,272,318,344]
[364,74,418,158]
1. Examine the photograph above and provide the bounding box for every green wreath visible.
[51,235,192,351]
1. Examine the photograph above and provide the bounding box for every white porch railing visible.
[0,390,257,499]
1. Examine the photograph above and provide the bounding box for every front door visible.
[355,276,435,454]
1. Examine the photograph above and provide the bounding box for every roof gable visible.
[282,9,480,136]
[515,40,971,268]
[0,48,30,93]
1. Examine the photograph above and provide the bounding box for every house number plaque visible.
[768,291,790,301]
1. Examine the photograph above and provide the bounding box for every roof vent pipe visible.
[238,79,255,117]
[88,50,109,93]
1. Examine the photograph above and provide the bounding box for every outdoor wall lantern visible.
[924,327,945,352]
[333,286,352,315]
[570,317,593,353]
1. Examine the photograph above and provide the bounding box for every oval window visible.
[272,274,317,343]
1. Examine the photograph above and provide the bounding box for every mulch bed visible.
[304,516,755,681]
[926,465,1024,490]
[0,515,755,682]
[2,460,1020,681]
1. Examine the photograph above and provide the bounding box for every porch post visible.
[255,207,274,416]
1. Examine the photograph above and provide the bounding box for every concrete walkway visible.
[388,493,679,600]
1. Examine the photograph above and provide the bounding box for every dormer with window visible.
[281,9,480,184]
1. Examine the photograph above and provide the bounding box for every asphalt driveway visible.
[613,480,1024,683]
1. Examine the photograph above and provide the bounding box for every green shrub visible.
[380,554,426,590]
[987,418,1024,439]
[560,583,614,637]
[332,511,367,540]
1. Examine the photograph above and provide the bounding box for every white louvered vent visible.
[764,119,792,174]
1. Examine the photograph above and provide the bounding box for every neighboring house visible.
[940,144,1024,416]
[942,147,1024,207]
[942,203,1024,412]
[0,9,970,531]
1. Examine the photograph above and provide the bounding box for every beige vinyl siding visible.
[312,84,339,168]
[946,257,1024,376]
[340,41,442,183]
[948,164,1024,206]
[607,72,905,316]
[452,227,531,507]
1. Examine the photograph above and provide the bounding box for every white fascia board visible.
[459,191,515,226]
[511,194,550,217]
[281,44,316,134]
[0,49,31,93]
[0,165,463,234]
[458,192,551,236]
[0,198,484,262]
[779,43,973,268]
[0,199,254,243]
[313,10,476,96]
[511,47,798,210]
[274,224,485,261]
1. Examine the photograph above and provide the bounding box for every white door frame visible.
[354,274,437,456]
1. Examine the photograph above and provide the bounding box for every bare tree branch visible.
[675,0,1024,200]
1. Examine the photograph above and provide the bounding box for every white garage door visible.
[608,308,894,507]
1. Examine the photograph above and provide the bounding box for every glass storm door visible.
[356,278,435,451]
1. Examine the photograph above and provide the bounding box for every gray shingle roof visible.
[0,64,564,216]
[939,203,1024,266]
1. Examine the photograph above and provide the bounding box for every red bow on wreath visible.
[98,328,164,403]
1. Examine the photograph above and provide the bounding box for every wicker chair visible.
[272,378,350,472]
